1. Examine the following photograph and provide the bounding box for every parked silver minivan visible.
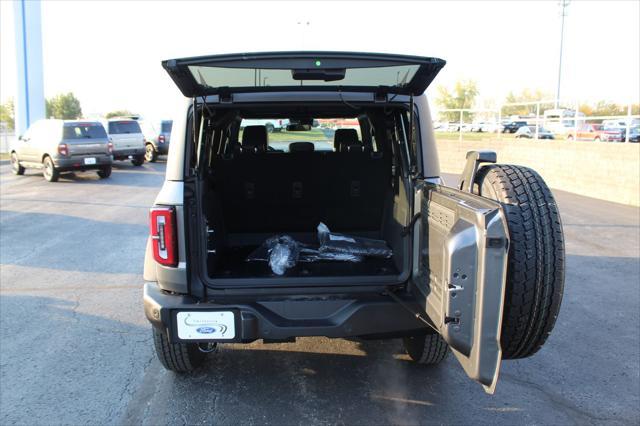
[10,119,113,182]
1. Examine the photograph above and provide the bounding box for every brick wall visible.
[436,138,640,206]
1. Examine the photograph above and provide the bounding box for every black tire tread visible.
[152,327,205,372]
[403,333,449,365]
[475,164,565,359]
[97,165,112,179]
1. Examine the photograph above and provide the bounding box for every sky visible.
[1,0,639,120]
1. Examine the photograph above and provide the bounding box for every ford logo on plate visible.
[196,326,216,334]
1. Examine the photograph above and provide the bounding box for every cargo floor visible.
[209,246,399,278]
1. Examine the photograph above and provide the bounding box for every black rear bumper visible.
[143,282,428,343]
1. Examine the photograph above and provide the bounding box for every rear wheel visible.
[42,156,59,182]
[131,155,144,166]
[594,136,601,142]
[475,164,565,359]
[97,165,112,179]
[403,333,449,365]
[145,144,157,162]
[152,327,209,372]
[10,152,24,175]
[265,123,275,133]
[566,134,574,141]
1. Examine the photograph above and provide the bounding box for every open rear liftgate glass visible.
[161,51,446,98]
[162,52,510,393]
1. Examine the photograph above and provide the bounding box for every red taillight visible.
[150,206,177,267]
[158,135,165,143]
[107,142,113,154]
[58,143,68,156]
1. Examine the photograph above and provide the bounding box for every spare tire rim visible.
[43,159,52,178]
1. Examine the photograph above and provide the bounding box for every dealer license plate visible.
[176,311,235,340]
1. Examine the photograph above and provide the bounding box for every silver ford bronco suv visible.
[143,52,564,393]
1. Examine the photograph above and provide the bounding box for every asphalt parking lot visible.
[0,161,638,425]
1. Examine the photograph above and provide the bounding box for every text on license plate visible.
[84,157,96,165]
[176,311,235,340]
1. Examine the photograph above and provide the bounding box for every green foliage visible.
[46,92,82,119]
[0,99,15,131]
[436,80,479,122]
[105,110,136,119]
[579,101,640,117]
[502,89,553,116]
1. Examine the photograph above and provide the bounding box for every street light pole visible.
[556,0,570,109]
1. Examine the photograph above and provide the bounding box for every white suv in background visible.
[101,118,146,166]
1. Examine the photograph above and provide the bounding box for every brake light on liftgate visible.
[58,143,69,156]
[158,135,165,143]
[150,207,177,266]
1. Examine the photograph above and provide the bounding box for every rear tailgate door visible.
[161,51,445,97]
[412,182,509,393]
[108,121,144,150]
[62,122,110,155]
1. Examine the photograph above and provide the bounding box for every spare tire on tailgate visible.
[474,164,565,360]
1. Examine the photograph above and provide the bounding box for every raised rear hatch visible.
[162,51,446,97]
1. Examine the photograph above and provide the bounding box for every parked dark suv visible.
[143,52,565,393]
[502,120,528,133]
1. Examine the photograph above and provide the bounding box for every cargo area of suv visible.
[195,105,415,285]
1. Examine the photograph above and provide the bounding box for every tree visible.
[502,89,553,117]
[578,101,639,119]
[46,92,82,119]
[0,99,15,131]
[105,110,136,119]
[436,80,479,122]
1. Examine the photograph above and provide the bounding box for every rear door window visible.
[63,123,107,139]
[238,118,361,152]
[108,121,142,134]
[161,121,173,133]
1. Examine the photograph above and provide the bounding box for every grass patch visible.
[435,131,518,142]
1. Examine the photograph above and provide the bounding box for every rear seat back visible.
[241,125,268,153]
[211,149,391,234]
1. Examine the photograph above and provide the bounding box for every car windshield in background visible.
[109,121,142,134]
[239,118,362,152]
[161,121,173,133]
[63,123,107,139]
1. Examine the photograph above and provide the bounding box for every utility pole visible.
[556,0,570,109]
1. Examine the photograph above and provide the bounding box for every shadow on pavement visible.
[0,294,152,425]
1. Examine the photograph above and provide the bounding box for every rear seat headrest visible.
[289,142,315,153]
[242,125,268,152]
[346,144,364,153]
[334,128,360,152]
